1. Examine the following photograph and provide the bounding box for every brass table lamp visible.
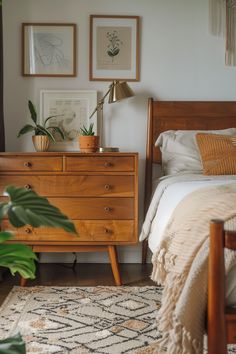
[89,80,134,152]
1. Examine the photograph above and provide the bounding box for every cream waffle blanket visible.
[151,182,236,354]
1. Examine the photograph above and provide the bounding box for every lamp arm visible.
[89,82,114,119]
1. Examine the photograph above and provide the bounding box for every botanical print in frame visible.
[22,23,76,77]
[90,15,140,81]
[40,90,97,151]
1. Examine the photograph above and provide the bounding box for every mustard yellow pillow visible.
[196,133,236,175]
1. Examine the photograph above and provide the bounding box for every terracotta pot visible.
[32,135,50,152]
[78,135,99,153]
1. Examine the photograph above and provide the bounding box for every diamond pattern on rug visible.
[0,286,162,354]
[1,286,235,354]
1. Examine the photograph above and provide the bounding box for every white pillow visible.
[155,128,236,175]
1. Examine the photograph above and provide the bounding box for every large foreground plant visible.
[0,185,77,353]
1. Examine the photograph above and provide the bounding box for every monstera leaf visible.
[0,186,77,353]
[0,186,77,279]
[0,333,26,354]
[1,186,77,233]
[0,231,36,279]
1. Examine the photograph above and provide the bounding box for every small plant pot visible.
[78,135,99,153]
[32,135,50,152]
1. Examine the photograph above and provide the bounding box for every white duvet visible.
[140,173,236,305]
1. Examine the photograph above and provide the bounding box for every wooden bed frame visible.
[142,98,236,264]
[208,219,236,354]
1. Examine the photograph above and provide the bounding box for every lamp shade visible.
[108,81,134,103]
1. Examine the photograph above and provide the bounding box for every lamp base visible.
[98,147,119,153]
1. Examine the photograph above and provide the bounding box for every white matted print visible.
[90,15,140,81]
[40,90,97,151]
[22,23,76,77]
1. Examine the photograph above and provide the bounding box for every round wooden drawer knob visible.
[25,227,32,234]
[104,184,111,190]
[24,162,32,168]
[104,162,112,167]
[24,184,31,190]
[104,206,112,212]
[105,228,112,234]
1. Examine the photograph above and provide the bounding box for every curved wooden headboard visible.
[144,98,236,215]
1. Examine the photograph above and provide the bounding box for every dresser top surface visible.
[0,152,138,157]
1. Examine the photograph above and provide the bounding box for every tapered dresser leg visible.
[108,245,122,286]
[20,277,27,287]
[142,240,148,264]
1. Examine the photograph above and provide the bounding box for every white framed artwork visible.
[22,23,77,77]
[40,90,97,151]
[89,15,140,81]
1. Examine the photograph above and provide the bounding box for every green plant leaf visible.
[0,243,37,279]
[28,100,37,124]
[36,125,56,141]
[44,115,62,127]
[5,186,77,234]
[0,202,9,221]
[80,123,95,136]
[0,333,26,354]
[48,126,65,140]
[0,231,13,243]
[17,125,35,138]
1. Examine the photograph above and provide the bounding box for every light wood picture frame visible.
[40,90,97,151]
[90,15,140,81]
[22,23,77,77]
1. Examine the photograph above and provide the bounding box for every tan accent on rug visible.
[0,286,162,354]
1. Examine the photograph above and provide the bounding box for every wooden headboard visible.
[144,98,236,214]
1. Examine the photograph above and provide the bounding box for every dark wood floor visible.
[0,263,154,305]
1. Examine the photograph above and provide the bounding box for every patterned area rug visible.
[0,286,162,354]
[1,286,236,354]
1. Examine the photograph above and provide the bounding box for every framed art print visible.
[22,23,77,77]
[89,15,140,81]
[40,90,97,151]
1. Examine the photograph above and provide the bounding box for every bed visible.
[140,98,236,353]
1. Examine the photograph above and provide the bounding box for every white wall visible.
[3,0,236,263]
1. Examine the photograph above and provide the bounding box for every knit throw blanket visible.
[151,182,236,354]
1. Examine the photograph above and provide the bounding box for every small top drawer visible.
[66,156,134,172]
[0,156,63,172]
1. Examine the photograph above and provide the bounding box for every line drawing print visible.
[33,33,70,69]
[47,99,87,141]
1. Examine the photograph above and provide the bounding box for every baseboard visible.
[39,244,152,264]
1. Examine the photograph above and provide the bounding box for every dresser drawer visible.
[0,156,62,172]
[49,197,134,219]
[66,156,134,172]
[0,175,134,197]
[3,220,134,242]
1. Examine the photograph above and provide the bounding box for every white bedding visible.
[140,173,236,305]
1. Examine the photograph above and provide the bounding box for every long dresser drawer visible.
[0,175,134,197]
[0,197,133,219]
[48,197,134,219]
[0,156,62,172]
[2,220,135,243]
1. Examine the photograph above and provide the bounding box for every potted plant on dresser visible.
[78,122,99,153]
[17,100,65,152]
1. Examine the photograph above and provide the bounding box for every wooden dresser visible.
[0,152,138,285]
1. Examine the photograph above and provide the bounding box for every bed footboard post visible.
[208,219,227,354]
